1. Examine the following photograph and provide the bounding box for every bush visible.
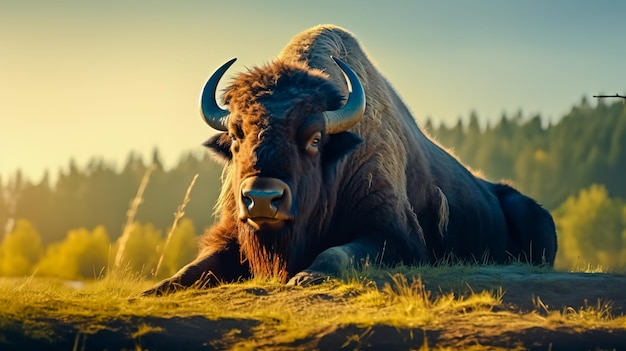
[156,218,199,279]
[0,219,43,276]
[36,226,111,280]
[115,222,163,278]
[554,184,626,270]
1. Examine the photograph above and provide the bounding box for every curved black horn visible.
[200,58,237,131]
[324,56,366,134]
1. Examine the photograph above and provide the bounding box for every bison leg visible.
[142,243,250,296]
[286,237,391,286]
[494,184,557,265]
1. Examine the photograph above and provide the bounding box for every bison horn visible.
[200,57,365,134]
[324,56,366,134]
[200,58,237,131]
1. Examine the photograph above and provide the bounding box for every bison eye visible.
[228,132,240,153]
[229,126,244,144]
[305,132,322,156]
[232,125,245,140]
[228,133,237,144]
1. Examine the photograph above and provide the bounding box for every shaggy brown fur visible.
[145,25,556,295]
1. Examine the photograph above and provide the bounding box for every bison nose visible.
[238,177,294,227]
[241,188,283,217]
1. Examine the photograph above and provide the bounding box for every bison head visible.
[200,57,365,280]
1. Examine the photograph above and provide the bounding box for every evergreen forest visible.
[1,96,625,279]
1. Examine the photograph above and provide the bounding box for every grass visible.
[154,173,199,278]
[114,165,156,270]
[1,265,625,350]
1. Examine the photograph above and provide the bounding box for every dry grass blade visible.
[114,165,156,269]
[154,173,199,277]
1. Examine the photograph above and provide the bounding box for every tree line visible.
[0,218,198,280]
[1,96,626,276]
[0,150,223,246]
[425,96,626,209]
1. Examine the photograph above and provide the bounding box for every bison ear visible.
[323,131,363,165]
[203,132,232,163]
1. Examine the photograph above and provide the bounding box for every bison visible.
[145,24,556,295]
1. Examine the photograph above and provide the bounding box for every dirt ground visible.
[3,267,626,351]
[428,266,626,314]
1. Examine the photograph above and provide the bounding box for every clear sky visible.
[1,0,625,183]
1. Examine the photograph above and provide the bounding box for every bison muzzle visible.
[238,176,294,230]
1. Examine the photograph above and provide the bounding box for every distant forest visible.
[1,97,626,271]
[425,96,626,210]
[0,151,222,245]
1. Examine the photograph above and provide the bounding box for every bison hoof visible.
[141,279,183,297]
[287,271,330,286]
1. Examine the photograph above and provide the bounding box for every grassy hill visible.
[1,265,625,350]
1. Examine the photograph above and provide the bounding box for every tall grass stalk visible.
[154,173,199,278]
[114,165,156,270]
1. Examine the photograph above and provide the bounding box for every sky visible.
[1,0,625,184]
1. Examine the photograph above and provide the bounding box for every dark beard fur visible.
[238,224,295,283]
